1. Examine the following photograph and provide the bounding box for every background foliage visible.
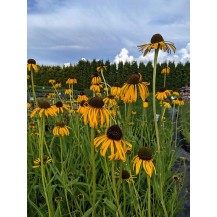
[28,60,190,92]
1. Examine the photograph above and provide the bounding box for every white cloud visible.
[114,43,190,66]
[114,48,134,64]
[63,63,70,67]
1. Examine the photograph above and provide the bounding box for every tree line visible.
[28,59,190,92]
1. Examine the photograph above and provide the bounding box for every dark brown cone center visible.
[56,101,63,108]
[127,74,140,84]
[28,59,36,64]
[92,73,100,77]
[80,100,87,107]
[113,82,120,87]
[89,97,104,108]
[108,95,114,99]
[107,125,123,140]
[38,100,51,109]
[80,92,85,95]
[151,34,164,43]
[122,170,130,179]
[159,87,166,92]
[137,147,152,160]
[56,122,65,128]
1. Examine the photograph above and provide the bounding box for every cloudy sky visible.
[27,0,190,66]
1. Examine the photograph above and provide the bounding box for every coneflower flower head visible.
[27,58,39,72]
[151,33,164,43]
[137,146,152,160]
[38,100,51,109]
[56,101,63,107]
[28,59,36,64]
[121,73,149,103]
[127,73,140,84]
[113,82,120,87]
[94,124,132,161]
[138,33,176,57]
[82,96,109,128]
[89,96,104,108]
[80,100,88,107]
[107,125,123,140]
[122,170,130,180]
[133,146,156,177]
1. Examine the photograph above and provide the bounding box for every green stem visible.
[111,161,123,217]
[175,106,180,148]
[39,115,53,217]
[30,68,38,107]
[100,69,109,96]
[131,182,142,216]
[90,128,96,217]
[123,103,133,135]
[52,84,63,103]
[147,176,151,217]
[160,195,168,217]
[57,203,62,217]
[69,84,73,108]
[152,48,160,153]
[71,84,74,100]
[163,74,167,88]
[123,183,126,217]
[59,137,64,176]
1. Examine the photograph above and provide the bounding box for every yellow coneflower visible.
[52,101,70,113]
[131,110,136,115]
[133,146,156,177]
[27,59,39,72]
[137,33,176,57]
[30,100,57,118]
[90,84,101,93]
[115,169,136,184]
[156,88,171,101]
[49,79,56,84]
[94,125,132,161]
[173,98,185,106]
[143,99,149,108]
[53,122,70,136]
[172,175,180,182]
[120,73,149,103]
[91,73,102,85]
[110,82,121,98]
[103,95,117,107]
[172,91,180,97]
[27,102,31,109]
[66,77,77,85]
[108,107,117,117]
[161,66,170,75]
[77,100,88,115]
[32,156,52,169]
[77,92,89,103]
[65,89,72,95]
[96,65,107,73]
[54,83,61,89]
[82,96,109,128]
[47,93,56,98]
[160,100,171,108]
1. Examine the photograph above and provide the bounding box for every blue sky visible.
[27,0,190,66]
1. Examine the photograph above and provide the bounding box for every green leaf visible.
[82,200,100,217]
[103,198,117,212]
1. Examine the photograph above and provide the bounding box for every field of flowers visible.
[27,34,190,217]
